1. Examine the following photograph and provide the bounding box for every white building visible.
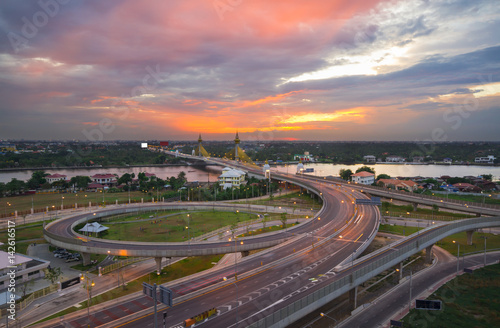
[363,155,376,163]
[0,249,50,293]
[475,155,496,164]
[296,162,304,174]
[263,162,271,180]
[218,167,246,189]
[46,173,67,184]
[294,151,315,162]
[351,171,375,185]
[386,155,405,163]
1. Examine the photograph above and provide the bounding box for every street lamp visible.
[320,312,337,326]
[223,277,239,324]
[453,240,460,273]
[81,272,95,327]
[61,196,64,211]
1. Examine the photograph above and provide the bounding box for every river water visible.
[0,165,223,184]
[1,163,499,183]
[273,163,500,180]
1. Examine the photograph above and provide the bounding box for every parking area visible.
[28,244,84,283]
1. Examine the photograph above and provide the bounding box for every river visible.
[1,163,499,184]
[273,163,500,180]
[0,165,223,184]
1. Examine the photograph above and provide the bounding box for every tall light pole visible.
[223,276,238,325]
[320,312,337,327]
[453,240,460,273]
[61,196,64,211]
[482,236,487,267]
[81,272,95,327]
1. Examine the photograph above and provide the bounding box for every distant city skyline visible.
[0,0,499,141]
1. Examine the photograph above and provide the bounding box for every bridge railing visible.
[247,216,500,328]
[353,184,500,210]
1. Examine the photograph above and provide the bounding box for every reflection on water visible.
[0,165,223,184]
[274,163,500,180]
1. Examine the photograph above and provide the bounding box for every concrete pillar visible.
[15,210,17,218]
[141,198,144,204]
[116,200,118,205]
[349,286,358,310]
[152,197,155,203]
[81,252,91,266]
[241,251,250,257]
[412,203,418,211]
[31,208,34,214]
[466,230,474,245]
[426,244,433,264]
[155,257,163,275]
[75,203,78,210]
[89,201,92,208]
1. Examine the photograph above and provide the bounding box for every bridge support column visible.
[155,257,163,275]
[466,230,474,245]
[426,244,434,264]
[349,286,358,310]
[81,252,91,266]
[413,203,418,211]
[241,251,250,257]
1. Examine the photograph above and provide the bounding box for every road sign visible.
[142,282,154,298]
[159,286,173,307]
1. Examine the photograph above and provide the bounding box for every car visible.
[65,257,80,263]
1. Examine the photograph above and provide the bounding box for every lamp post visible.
[61,196,64,211]
[320,312,337,327]
[453,240,460,273]
[223,277,238,325]
[482,236,487,267]
[81,272,95,327]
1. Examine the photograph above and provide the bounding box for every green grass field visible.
[401,263,500,327]
[100,211,300,242]
[378,224,500,256]
[1,190,155,217]
[422,190,500,205]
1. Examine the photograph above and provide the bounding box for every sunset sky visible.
[1,0,499,142]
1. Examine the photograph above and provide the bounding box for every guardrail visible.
[247,216,500,328]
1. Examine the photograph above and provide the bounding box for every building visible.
[46,173,67,184]
[351,171,375,185]
[0,249,50,293]
[218,167,246,189]
[378,178,419,191]
[475,155,496,164]
[363,155,376,163]
[91,174,116,185]
[412,156,424,163]
[385,155,405,163]
[443,158,452,164]
[294,151,315,162]
[453,183,482,192]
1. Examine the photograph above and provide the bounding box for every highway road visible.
[40,168,380,327]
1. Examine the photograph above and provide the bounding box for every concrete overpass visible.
[246,215,500,327]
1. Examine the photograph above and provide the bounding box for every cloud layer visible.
[0,0,499,141]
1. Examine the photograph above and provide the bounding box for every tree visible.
[6,178,25,195]
[45,266,62,284]
[117,173,135,185]
[377,174,391,180]
[27,171,48,189]
[280,212,288,230]
[339,169,353,181]
[482,174,493,181]
[356,166,375,174]
[70,176,91,189]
